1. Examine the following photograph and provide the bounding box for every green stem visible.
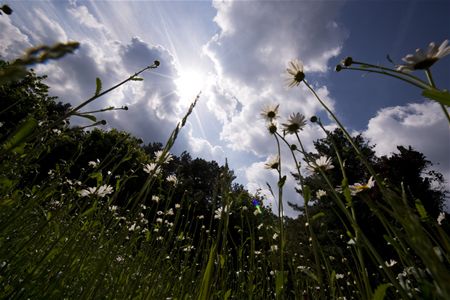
[343,66,430,90]
[425,69,450,124]
[273,133,285,298]
[351,60,430,87]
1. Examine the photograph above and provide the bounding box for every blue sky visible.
[1,0,449,216]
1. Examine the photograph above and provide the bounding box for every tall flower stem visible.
[425,68,450,124]
[276,132,324,296]
[349,60,431,88]
[316,120,372,298]
[303,81,380,185]
[273,133,285,298]
[342,66,430,90]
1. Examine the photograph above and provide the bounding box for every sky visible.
[1,0,449,217]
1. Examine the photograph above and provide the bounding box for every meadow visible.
[1,23,450,299]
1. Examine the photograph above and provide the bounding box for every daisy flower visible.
[260,104,279,122]
[348,176,375,195]
[264,155,280,170]
[282,112,307,134]
[306,156,334,172]
[286,59,305,87]
[397,40,450,72]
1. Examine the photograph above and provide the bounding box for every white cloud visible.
[0,16,31,59]
[364,101,450,180]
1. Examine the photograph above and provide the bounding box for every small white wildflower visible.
[282,112,307,134]
[336,273,344,279]
[397,40,450,72]
[272,233,278,240]
[52,129,61,135]
[254,209,262,216]
[79,184,113,198]
[316,189,327,199]
[129,223,137,231]
[143,163,161,176]
[154,150,173,164]
[156,211,164,215]
[116,256,124,262]
[347,238,356,245]
[156,218,163,223]
[270,245,278,252]
[349,176,375,195]
[286,59,305,88]
[166,208,174,216]
[437,212,445,225]
[166,174,178,185]
[257,223,263,230]
[175,203,181,209]
[197,215,204,219]
[96,184,114,197]
[241,206,248,211]
[264,155,280,170]
[307,156,334,172]
[385,260,397,267]
[88,159,100,168]
[260,104,280,122]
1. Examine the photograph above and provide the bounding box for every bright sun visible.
[175,69,205,105]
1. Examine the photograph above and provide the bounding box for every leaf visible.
[372,283,392,300]
[2,117,38,153]
[312,212,325,221]
[341,178,352,207]
[422,89,450,106]
[73,113,97,122]
[95,77,102,96]
[131,76,144,81]
[415,199,429,221]
[275,271,285,297]
[219,254,225,269]
[303,185,311,205]
[223,289,232,300]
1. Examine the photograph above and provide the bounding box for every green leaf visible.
[2,117,38,152]
[223,289,232,300]
[219,254,225,269]
[275,271,285,297]
[341,178,352,207]
[131,77,144,81]
[422,89,450,106]
[303,185,311,205]
[95,77,102,96]
[372,283,392,300]
[415,199,429,221]
[312,212,325,221]
[74,113,97,122]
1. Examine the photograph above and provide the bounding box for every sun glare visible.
[175,69,205,105]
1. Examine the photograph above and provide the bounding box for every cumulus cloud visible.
[0,16,32,59]
[202,1,348,216]
[2,2,190,152]
[364,101,450,180]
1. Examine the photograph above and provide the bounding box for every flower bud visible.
[310,116,318,123]
[1,5,13,15]
[335,64,342,72]
[342,57,353,67]
[268,123,277,134]
[290,144,297,151]
[100,120,107,125]
[154,60,160,67]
